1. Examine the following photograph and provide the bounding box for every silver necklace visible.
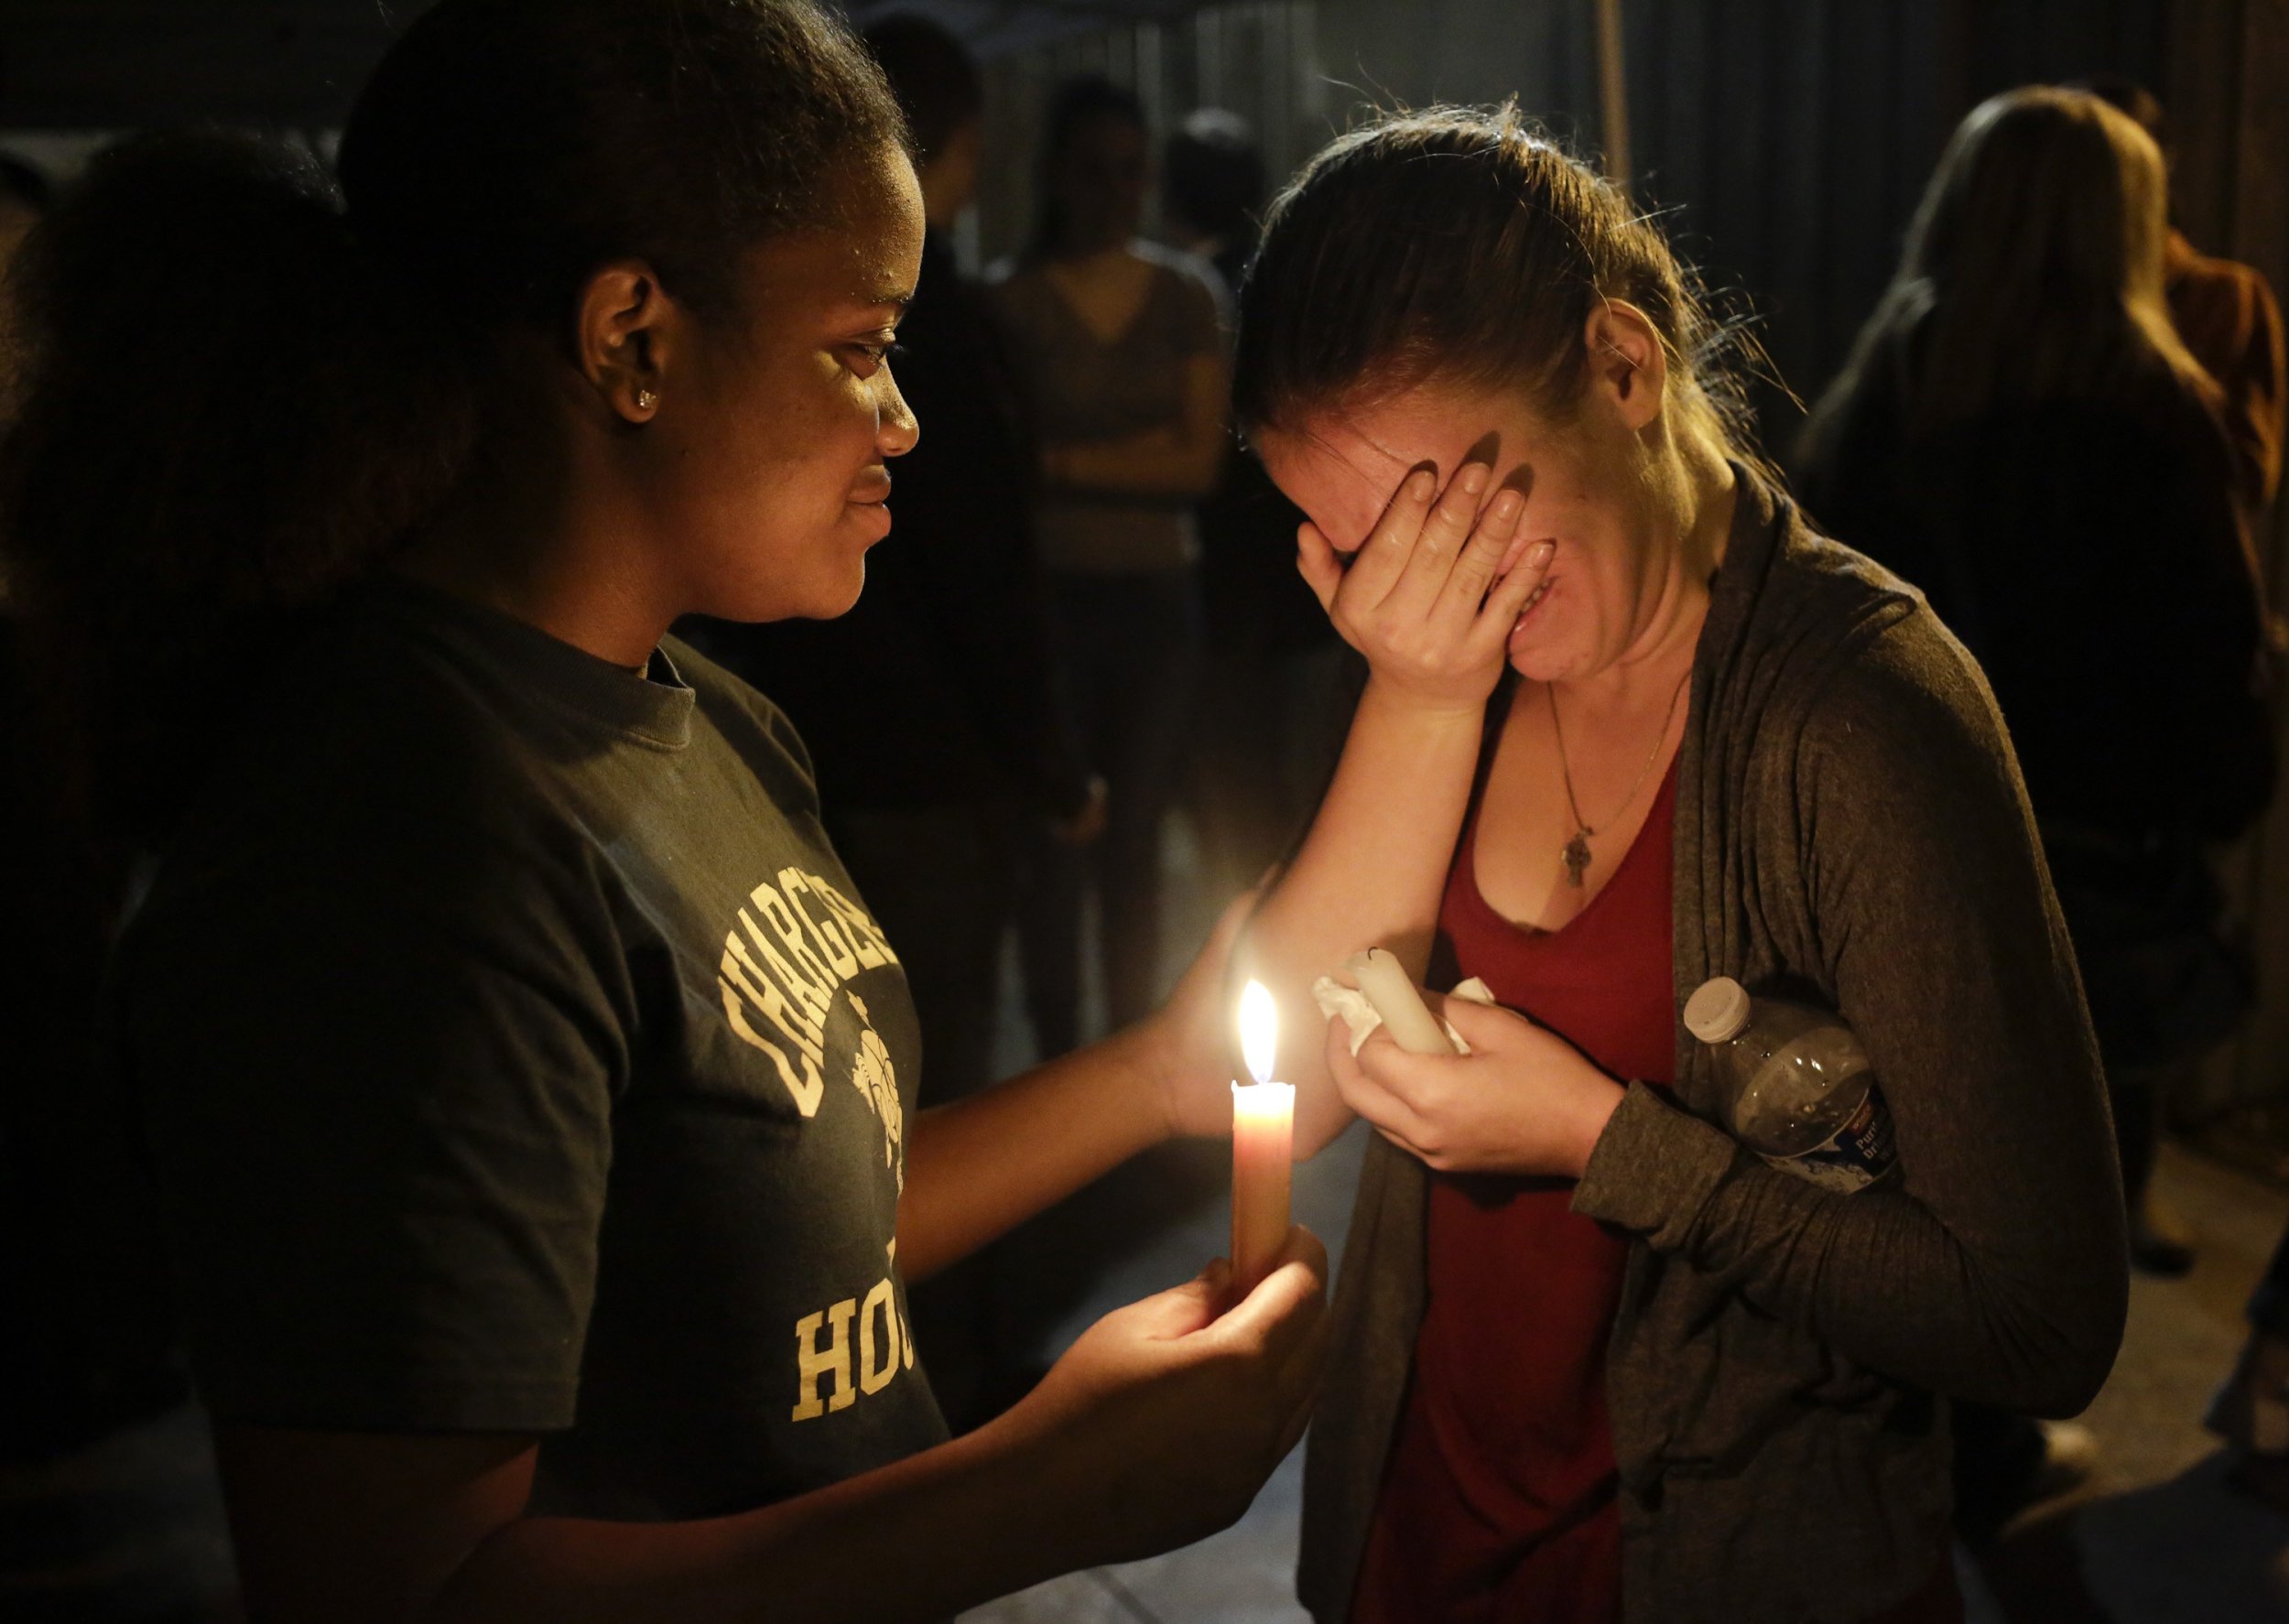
[1546,666,1692,888]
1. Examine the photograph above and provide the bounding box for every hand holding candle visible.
[1231,980,1296,1299]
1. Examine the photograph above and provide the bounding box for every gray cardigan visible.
[1296,473,2129,1624]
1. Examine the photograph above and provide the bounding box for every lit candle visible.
[1231,979,1296,1298]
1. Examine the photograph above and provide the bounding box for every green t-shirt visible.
[119,576,947,1519]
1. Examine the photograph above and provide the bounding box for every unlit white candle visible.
[1344,948,1459,1056]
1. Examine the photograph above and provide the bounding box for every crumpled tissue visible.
[1309,972,1499,1056]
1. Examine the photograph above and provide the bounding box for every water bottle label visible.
[1757,1089,1897,1193]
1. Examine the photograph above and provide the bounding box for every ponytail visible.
[0,132,472,841]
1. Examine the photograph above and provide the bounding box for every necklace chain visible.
[1546,666,1692,888]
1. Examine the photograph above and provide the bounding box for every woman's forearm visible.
[231,1226,1327,1624]
[1246,677,1488,1151]
[1574,1088,2123,1417]
[896,1018,1169,1280]
[1047,428,1222,499]
[437,1416,1094,1624]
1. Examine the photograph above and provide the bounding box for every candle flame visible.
[1240,979,1278,1085]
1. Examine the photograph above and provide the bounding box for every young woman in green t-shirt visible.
[0,4,1325,1619]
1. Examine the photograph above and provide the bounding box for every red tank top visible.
[1345,755,1968,1624]
[1348,762,1679,1624]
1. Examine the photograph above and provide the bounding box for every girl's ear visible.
[576,259,676,424]
[1582,298,1668,432]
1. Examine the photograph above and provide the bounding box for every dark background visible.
[8,0,2288,1120]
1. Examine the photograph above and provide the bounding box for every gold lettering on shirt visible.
[718,870,901,1120]
[858,1278,901,1395]
[845,992,905,1188]
[750,882,841,1007]
[791,1297,858,1421]
[803,872,898,970]
[783,870,862,981]
[734,911,831,1029]
[791,1273,916,1422]
[717,957,826,1116]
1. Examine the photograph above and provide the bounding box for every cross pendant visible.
[1562,828,1593,888]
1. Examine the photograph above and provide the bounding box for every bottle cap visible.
[1684,976,1752,1045]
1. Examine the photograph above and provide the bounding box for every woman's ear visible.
[576,260,676,424]
[1582,298,1668,433]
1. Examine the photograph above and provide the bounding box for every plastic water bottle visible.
[1683,976,1898,1193]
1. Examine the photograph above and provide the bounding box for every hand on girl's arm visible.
[1327,996,1623,1178]
[222,1230,1330,1624]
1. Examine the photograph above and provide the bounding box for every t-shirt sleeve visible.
[126,823,625,1432]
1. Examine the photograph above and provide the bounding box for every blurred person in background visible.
[2076,74,2289,1526]
[689,11,1103,1428]
[2070,74,2289,1287]
[1164,108,1350,901]
[0,150,240,1623]
[991,76,1228,1051]
[1797,85,2273,1539]
[1160,108,1261,296]
[2083,76,2287,523]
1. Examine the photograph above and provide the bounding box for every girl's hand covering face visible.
[1325,994,1623,1179]
[1296,460,1554,715]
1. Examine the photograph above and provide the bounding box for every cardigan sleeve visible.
[1575,616,2129,1417]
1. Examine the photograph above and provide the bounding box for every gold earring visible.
[636,388,657,411]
